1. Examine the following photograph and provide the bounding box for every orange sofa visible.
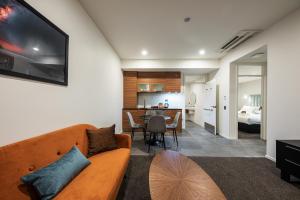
[0,124,131,200]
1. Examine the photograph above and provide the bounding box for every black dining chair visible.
[147,115,166,152]
[127,112,146,143]
[166,112,181,147]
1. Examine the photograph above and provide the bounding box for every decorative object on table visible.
[86,124,118,157]
[158,102,164,109]
[126,112,146,143]
[147,115,166,152]
[0,0,69,85]
[21,146,90,200]
[276,140,300,182]
[166,112,181,147]
[149,150,227,200]
[164,99,169,108]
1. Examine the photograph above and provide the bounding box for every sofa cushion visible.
[54,148,130,200]
[21,146,90,200]
[86,125,118,157]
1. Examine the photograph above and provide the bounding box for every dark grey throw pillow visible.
[86,124,117,157]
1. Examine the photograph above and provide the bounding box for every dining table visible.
[141,115,171,123]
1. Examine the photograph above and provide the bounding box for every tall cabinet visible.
[123,71,137,108]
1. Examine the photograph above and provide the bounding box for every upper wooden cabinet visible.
[164,72,181,93]
[123,71,137,108]
[137,72,181,93]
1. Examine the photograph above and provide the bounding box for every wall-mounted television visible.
[0,0,69,85]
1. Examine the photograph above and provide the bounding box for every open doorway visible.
[238,67,262,139]
[184,74,218,135]
[229,46,267,142]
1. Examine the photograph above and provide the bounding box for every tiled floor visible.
[131,121,266,157]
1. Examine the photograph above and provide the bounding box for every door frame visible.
[204,81,217,135]
[230,62,267,140]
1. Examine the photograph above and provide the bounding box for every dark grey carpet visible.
[117,156,300,200]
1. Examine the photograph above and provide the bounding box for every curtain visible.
[250,95,261,107]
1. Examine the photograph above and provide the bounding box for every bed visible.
[238,106,261,133]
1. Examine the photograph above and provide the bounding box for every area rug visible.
[117,155,300,200]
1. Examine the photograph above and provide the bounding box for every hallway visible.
[131,121,266,157]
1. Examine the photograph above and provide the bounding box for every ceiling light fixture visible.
[199,49,206,55]
[141,49,148,56]
[184,17,191,23]
[33,47,39,51]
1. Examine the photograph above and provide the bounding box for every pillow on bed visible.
[253,109,261,114]
[240,106,259,114]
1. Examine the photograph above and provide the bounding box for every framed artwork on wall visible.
[0,0,69,85]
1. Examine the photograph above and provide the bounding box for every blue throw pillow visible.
[21,146,90,200]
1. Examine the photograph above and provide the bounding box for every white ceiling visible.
[79,0,300,60]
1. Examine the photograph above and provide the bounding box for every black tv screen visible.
[0,0,69,85]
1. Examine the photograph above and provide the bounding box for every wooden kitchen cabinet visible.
[136,72,181,93]
[164,72,181,93]
[123,71,137,108]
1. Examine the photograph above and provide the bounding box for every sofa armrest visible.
[115,134,131,149]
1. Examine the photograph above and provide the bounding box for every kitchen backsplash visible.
[137,93,185,109]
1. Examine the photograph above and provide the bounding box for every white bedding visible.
[238,106,261,125]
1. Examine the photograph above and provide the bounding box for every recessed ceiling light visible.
[199,49,206,55]
[184,17,191,23]
[33,47,39,51]
[141,49,148,56]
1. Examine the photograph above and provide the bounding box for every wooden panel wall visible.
[165,72,181,93]
[123,71,137,108]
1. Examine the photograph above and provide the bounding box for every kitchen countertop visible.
[123,108,182,110]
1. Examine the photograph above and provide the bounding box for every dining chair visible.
[145,110,157,116]
[147,115,166,152]
[166,112,181,147]
[155,110,165,115]
[127,112,146,143]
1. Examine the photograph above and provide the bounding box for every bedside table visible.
[276,140,300,182]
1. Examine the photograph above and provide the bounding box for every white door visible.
[203,82,217,134]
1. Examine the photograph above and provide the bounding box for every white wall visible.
[210,8,300,160]
[121,59,219,70]
[0,0,123,146]
[185,83,205,127]
[238,79,261,109]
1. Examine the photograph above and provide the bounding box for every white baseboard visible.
[265,155,276,162]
